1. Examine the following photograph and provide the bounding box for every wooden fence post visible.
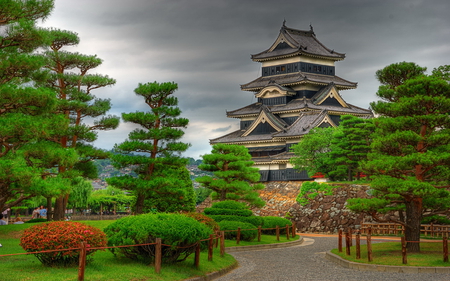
[208,234,213,261]
[367,228,373,262]
[276,226,280,241]
[194,242,200,268]
[258,226,261,242]
[348,228,353,247]
[236,228,241,245]
[215,231,219,248]
[286,224,290,240]
[345,231,351,256]
[291,224,296,238]
[401,236,407,264]
[338,229,342,253]
[356,232,361,259]
[155,238,162,274]
[444,236,449,262]
[78,241,87,281]
[220,231,225,257]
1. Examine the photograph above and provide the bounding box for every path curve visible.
[214,235,450,281]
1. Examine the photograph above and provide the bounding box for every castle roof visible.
[241,72,357,92]
[251,23,345,62]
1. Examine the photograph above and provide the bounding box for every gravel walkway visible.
[214,235,450,281]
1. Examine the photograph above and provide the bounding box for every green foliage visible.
[218,221,258,241]
[207,215,263,227]
[296,182,335,206]
[203,208,253,217]
[20,221,107,267]
[348,62,450,252]
[182,212,220,232]
[107,81,194,214]
[197,144,265,208]
[290,127,336,179]
[261,216,292,235]
[211,200,248,210]
[194,187,212,205]
[421,215,450,225]
[104,213,212,264]
[25,218,47,223]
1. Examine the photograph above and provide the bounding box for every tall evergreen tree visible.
[36,28,120,220]
[107,81,195,214]
[0,0,78,212]
[328,115,375,181]
[196,144,265,208]
[347,62,450,252]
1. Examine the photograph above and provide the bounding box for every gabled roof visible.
[242,106,289,136]
[241,72,357,92]
[226,97,373,119]
[255,83,296,98]
[251,23,345,62]
[311,83,349,107]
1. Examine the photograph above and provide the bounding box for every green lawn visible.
[331,241,450,267]
[0,220,236,281]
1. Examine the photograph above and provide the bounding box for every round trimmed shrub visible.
[207,215,263,227]
[183,212,220,232]
[104,213,212,264]
[204,208,253,217]
[219,220,257,241]
[211,200,248,210]
[20,221,107,267]
[262,216,292,235]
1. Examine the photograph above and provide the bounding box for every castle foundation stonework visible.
[197,182,372,234]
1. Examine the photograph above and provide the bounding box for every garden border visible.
[325,251,450,273]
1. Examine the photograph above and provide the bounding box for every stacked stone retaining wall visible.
[196,182,372,234]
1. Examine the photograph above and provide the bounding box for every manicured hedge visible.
[203,208,253,217]
[183,212,220,232]
[211,200,248,210]
[207,215,263,227]
[104,213,212,264]
[218,220,257,241]
[262,216,292,235]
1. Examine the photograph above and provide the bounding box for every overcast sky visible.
[39,0,450,159]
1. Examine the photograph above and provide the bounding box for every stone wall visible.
[288,184,371,233]
[197,182,372,234]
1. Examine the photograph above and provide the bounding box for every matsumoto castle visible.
[210,22,373,182]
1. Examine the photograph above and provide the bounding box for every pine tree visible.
[196,144,265,208]
[35,28,120,220]
[107,81,195,214]
[347,62,450,252]
[0,0,78,212]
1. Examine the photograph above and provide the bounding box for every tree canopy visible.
[107,81,195,214]
[347,62,450,252]
[196,144,265,208]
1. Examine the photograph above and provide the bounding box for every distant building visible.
[211,23,373,181]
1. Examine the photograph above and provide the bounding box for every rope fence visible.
[1,224,296,281]
[337,227,450,265]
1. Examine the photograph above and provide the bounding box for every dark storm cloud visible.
[42,0,450,158]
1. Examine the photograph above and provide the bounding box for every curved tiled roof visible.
[241,72,357,91]
[227,98,372,118]
[251,24,345,62]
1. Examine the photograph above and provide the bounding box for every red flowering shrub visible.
[20,221,107,267]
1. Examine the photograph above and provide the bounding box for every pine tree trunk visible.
[53,196,65,221]
[135,192,145,214]
[46,197,53,221]
[405,198,422,253]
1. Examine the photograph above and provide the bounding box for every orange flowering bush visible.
[20,221,107,267]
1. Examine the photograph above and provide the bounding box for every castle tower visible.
[211,23,373,181]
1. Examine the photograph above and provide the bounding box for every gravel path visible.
[214,235,450,281]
